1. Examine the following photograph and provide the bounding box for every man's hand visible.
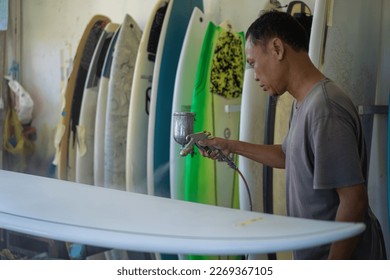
[197,137,230,160]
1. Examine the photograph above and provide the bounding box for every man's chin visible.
[271,91,285,97]
[263,87,281,97]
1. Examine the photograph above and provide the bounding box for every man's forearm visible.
[229,141,286,169]
[328,184,368,259]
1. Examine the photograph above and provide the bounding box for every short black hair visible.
[246,10,309,52]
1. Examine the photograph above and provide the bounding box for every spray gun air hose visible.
[235,167,253,212]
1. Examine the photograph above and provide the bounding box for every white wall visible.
[20,0,159,172]
[13,0,314,174]
[368,0,390,258]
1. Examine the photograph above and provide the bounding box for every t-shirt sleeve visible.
[310,115,365,189]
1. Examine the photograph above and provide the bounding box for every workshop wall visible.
[9,0,314,175]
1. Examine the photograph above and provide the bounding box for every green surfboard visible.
[184,22,245,260]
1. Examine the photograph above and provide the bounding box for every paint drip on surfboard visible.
[184,21,245,260]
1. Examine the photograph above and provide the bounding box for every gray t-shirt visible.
[282,78,386,259]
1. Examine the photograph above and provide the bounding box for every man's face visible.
[245,37,284,96]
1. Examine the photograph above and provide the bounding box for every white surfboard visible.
[93,26,120,187]
[169,7,210,200]
[238,67,268,212]
[214,95,242,208]
[147,0,203,198]
[55,15,110,181]
[76,23,118,185]
[308,0,328,68]
[104,14,142,190]
[146,0,174,196]
[67,18,110,183]
[126,0,169,194]
[0,170,365,255]
[237,2,276,260]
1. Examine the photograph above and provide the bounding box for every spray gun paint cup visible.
[172,112,195,146]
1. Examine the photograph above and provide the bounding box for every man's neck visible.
[287,53,325,102]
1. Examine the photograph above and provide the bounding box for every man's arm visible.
[198,138,286,169]
[328,183,368,259]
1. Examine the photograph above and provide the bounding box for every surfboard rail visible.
[0,170,365,255]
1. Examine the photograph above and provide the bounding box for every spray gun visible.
[181,131,238,170]
[172,112,237,169]
[172,112,252,210]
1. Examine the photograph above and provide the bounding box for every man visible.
[199,11,386,260]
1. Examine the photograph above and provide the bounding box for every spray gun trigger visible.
[179,130,237,170]
[179,131,210,157]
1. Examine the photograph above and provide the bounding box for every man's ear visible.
[271,38,285,60]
